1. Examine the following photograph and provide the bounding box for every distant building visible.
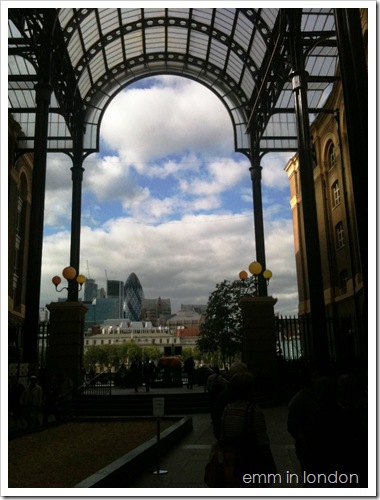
[107,280,124,317]
[142,297,171,325]
[84,278,98,302]
[180,304,207,315]
[124,273,144,321]
[89,297,120,327]
[84,319,182,355]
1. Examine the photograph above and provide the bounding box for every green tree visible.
[197,277,256,367]
[142,346,161,362]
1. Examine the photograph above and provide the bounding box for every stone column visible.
[46,301,88,390]
[239,295,278,395]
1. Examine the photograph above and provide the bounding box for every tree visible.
[197,277,257,367]
[142,346,161,363]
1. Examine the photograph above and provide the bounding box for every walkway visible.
[128,404,302,490]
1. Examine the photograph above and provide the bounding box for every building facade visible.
[284,9,367,320]
[8,115,34,361]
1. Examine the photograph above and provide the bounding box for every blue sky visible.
[41,75,298,315]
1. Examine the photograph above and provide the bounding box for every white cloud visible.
[40,213,298,316]
[261,152,293,190]
[100,76,234,166]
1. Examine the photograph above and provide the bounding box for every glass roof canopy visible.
[8,8,339,156]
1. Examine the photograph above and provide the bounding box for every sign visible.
[153,397,165,417]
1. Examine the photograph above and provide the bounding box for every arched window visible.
[328,142,336,170]
[331,180,341,208]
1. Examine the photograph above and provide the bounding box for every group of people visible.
[129,359,157,392]
[204,362,367,488]
[287,366,368,487]
[8,372,74,429]
[205,363,277,488]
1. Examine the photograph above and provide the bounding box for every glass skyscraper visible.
[124,273,144,321]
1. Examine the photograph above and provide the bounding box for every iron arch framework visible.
[8,7,367,365]
[9,8,339,155]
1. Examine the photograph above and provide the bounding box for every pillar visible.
[68,131,85,301]
[287,9,329,365]
[46,301,88,390]
[23,10,56,363]
[249,139,268,297]
[334,8,368,307]
[23,84,52,362]
[239,295,278,395]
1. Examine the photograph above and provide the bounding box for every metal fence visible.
[275,315,366,369]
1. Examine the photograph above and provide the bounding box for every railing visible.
[77,369,113,396]
[275,315,366,369]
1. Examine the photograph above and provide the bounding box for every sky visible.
[40,75,298,316]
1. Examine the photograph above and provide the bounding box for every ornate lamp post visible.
[52,266,86,297]
[239,261,272,295]
[47,266,88,389]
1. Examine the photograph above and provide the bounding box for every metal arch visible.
[8,8,341,156]
[63,12,262,104]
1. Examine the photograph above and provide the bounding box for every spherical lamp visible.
[52,276,61,286]
[62,266,76,280]
[239,270,248,281]
[248,261,262,276]
[76,274,86,285]
[263,270,273,281]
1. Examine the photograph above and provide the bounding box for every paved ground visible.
[128,403,302,490]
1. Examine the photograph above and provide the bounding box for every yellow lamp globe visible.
[239,270,248,281]
[248,261,262,276]
[62,266,76,280]
[263,269,273,280]
[76,274,86,285]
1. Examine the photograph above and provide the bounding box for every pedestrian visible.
[55,373,74,420]
[8,377,25,429]
[330,373,368,487]
[143,360,156,392]
[130,359,140,392]
[184,356,195,389]
[218,371,277,487]
[287,368,337,485]
[20,375,43,428]
[206,366,229,439]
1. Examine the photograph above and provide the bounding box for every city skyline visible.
[40,75,298,316]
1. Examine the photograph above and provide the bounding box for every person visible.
[143,360,156,392]
[206,367,229,439]
[130,359,140,392]
[184,356,195,389]
[287,369,338,485]
[219,371,277,487]
[330,373,368,487]
[20,375,43,428]
[55,373,74,420]
[8,377,25,428]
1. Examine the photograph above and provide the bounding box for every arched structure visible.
[8,8,367,363]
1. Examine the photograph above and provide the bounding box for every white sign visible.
[153,397,165,417]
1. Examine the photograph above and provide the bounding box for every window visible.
[328,143,336,170]
[335,222,345,249]
[332,181,341,208]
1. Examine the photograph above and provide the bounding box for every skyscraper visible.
[107,280,124,317]
[124,273,144,321]
[84,278,98,302]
